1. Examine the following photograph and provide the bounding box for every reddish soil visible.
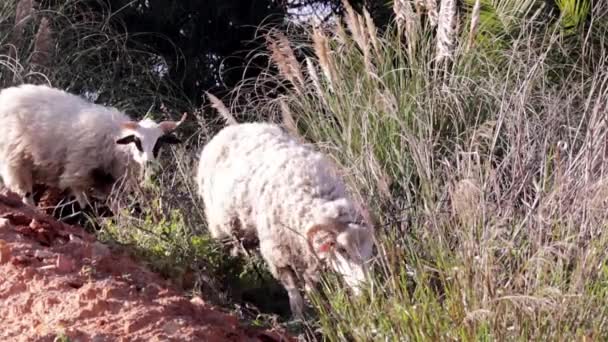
[0,189,294,342]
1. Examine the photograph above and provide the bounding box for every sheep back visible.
[0,84,132,195]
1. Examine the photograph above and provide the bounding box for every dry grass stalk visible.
[393,0,410,35]
[425,0,439,27]
[334,20,349,46]
[266,31,305,92]
[393,0,417,57]
[342,0,366,52]
[414,0,425,13]
[31,17,54,67]
[366,150,392,200]
[436,0,458,64]
[305,57,325,100]
[205,92,237,125]
[279,97,299,139]
[357,16,375,74]
[466,0,482,52]
[312,26,336,91]
[9,0,34,64]
[363,8,382,60]
[14,0,33,34]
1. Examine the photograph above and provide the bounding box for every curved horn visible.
[159,112,187,133]
[306,219,344,242]
[121,121,139,130]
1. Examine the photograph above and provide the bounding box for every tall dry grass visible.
[227,0,608,339]
[3,0,608,339]
[0,0,190,111]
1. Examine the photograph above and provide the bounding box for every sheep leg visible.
[2,163,34,206]
[72,189,89,209]
[277,267,305,319]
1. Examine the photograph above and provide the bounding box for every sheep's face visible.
[308,221,374,294]
[116,113,186,168]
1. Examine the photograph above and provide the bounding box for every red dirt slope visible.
[0,190,293,342]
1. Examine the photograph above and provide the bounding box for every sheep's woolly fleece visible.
[197,122,372,285]
[0,84,133,201]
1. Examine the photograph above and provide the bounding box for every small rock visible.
[11,255,32,267]
[190,296,205,306]
[162,320,180,335]
[91,242,111,262]
[79,286,98,301]
[0,218,10,229]
[91,335,109,342]
[29,219,44,230]
[0,240,11,264]
[1,212,32,226]
[124,322,135,334]
[56,255,76,273]
[34,249,55,259]
[69,234,84,243]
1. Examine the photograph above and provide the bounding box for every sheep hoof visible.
[22,193,35,207]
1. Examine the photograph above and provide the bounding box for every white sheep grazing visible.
[0,83,186,207]
[196,122,375,318]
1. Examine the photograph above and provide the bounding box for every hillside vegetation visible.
[1,0,608,340]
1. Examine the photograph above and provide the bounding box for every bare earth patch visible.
[0,190,293,342]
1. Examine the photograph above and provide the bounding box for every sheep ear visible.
[116,135,135,145]
[307,224,337,258]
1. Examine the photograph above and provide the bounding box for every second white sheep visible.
[197,122,375,318]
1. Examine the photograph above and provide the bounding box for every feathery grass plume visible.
[363,8,382,60]
[31,17,54,67]
[466,0,482,52]
[334,19,349,46]
[279,97,299,139]
[312,26,336,91]
[435,0,458,64]
[13,0,33,35]
[342,0,365,52]
[393,0,417,57]
[356,11,375,74]
[266,30,305,93]
[8,0,34,64]
[425,0,439,27]
[205,92,237,125]
[305,57,325,100]
[393,0,407,34]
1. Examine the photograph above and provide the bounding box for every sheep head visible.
[307,217,374,295]
[116,112,187,167]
